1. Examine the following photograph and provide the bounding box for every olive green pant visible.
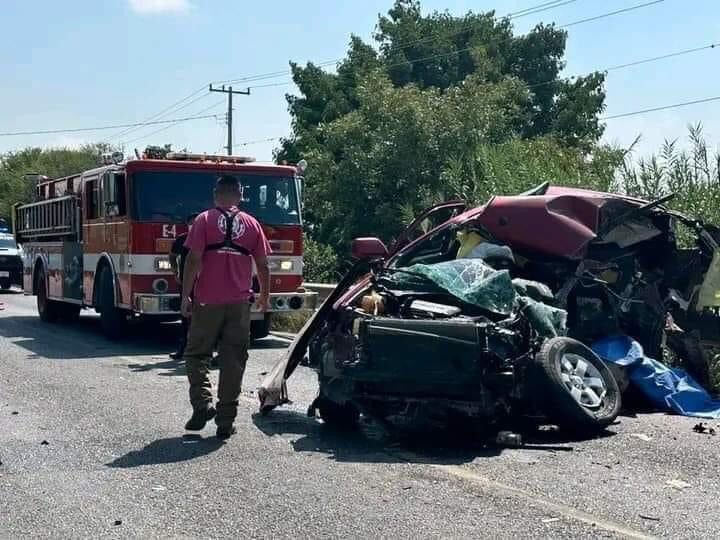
[184,303,251,428]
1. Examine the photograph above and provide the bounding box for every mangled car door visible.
[258,260,371,413]
[389,201,466,255]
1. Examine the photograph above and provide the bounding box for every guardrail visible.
[303,282,337,303]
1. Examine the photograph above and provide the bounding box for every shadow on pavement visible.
[252,408,620,463]
[0,315,178,359]
[0,288,23,295]
[520,425,616,447]
[0,313,288,363]
[251,410,504,465]
[106,434,224,468]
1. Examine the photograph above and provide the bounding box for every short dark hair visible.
[215,175,240,195]
[187,213,199,224]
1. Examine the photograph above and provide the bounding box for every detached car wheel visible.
[535,337,621,434]
[317,398,360,430]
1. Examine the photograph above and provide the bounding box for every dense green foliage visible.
[303,235,340,283]
[279,0,613,260]
[0,144,111,218]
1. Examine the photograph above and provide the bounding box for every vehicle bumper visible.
[252,291,319,314]
[132,291,319,316]
[0,258,23,285]
[133,294,180,315]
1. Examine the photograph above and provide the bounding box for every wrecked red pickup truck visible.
[259,182,720,433]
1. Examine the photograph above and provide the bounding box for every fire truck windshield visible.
[131,171,301,225]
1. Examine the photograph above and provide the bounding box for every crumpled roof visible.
[448,186,652,259]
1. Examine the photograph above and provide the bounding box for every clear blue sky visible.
[1,0,719,162]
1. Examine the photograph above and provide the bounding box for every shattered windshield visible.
[131,170,300,225]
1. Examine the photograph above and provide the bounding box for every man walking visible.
[181,175,271,439]
[169,213,197,360]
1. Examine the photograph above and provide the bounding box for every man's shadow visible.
[106,434,224,468]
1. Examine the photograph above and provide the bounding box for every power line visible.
[507,0,579,19]
[112,85,208,138]
[0,1,671,141]
[563,0,663,28]
[0,112,221,138]
[114,91,212,140]
[230,94,720,148]
[120,100,225,146]
[216,0,586,87]
[246,81,295,90]
[10,35,706,142]
[605,43,717,72]
[239,0,666,91]
[232,137,281,148]
[524,41,720,91]
[601,96,720,120]
[231,48,720,146]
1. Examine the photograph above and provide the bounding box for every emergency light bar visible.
[165,152,255,164]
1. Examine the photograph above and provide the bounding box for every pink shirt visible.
[184,207,271,305]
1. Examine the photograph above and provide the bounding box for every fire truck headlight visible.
[268,259,294,272]
[154,257,173,272]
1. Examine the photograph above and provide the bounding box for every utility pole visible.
[209,84,250,155]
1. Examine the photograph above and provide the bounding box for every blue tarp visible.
[592,335,720,419]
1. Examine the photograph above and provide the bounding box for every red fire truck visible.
[12,150,317,339]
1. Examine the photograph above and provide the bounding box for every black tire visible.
[0,279,11,291]
[534,337,621,434]
[97,267,128,340]
[36,268,62,323]
[317,397,360,430]
[251,315,271,341]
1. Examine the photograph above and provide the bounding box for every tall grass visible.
[617,123,720,223]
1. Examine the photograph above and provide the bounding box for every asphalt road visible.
[1,291,720,539]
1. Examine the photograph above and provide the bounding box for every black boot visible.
[216,425,237,440]
[185,405,216,431]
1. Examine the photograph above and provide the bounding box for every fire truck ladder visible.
[14,195,81,242]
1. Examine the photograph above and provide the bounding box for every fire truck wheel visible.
[98,267,128,339]
[60,304,81,323]
[251,315,271,341]
[36,269,61,323]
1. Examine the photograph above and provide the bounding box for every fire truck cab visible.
[13,150,317,339]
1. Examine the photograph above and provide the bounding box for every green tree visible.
[299,71,530,253]
[277,0,606,164]
[0,144,112,218]
[303,236,340,283]
[275,0,613,268]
